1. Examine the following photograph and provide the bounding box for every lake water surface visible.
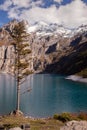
[0,74,87,117]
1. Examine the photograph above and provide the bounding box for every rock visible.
[9,127,22,130]
[0,125,4,130]
[60,121,87,130]
[10,110,23,116]
[21,124,30,130]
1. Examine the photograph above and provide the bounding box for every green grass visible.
[1,112,87,130]
[0,115,63,130]
[53,112,87,122]
[77,68,87,78]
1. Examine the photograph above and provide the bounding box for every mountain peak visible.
[27,21,87,37]
[35,21,48,26]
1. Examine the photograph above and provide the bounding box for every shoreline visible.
[0,72,87,84]
[66,75,87,83]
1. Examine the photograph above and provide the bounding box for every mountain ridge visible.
[0,20,87,77]
[27,21,87,37]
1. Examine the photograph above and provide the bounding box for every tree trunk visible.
[15,83,23,115]
[16,83,20,112]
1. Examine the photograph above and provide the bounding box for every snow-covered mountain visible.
[27,21,87,37]
[0,20,87,76]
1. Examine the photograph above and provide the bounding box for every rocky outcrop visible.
[60,121,87,130]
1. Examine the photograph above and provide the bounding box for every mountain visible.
[0,20,87,77]
[27,21,87,37]
[45,33,87,77]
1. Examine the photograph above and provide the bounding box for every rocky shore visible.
[60,121,87,130]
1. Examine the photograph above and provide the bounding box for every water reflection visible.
[0,74,16,115]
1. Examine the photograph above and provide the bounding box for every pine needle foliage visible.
[11,21,32,113]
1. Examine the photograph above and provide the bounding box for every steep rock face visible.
[0,45,15,73]
[0,44,34,73]
[0,25,15,73]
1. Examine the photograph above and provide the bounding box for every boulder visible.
[9,127,22,130]
[60,121,87,130]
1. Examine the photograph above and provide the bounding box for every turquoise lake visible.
[0,74,87,118]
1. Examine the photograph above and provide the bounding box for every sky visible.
[0,0,87,28]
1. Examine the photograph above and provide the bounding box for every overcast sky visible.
[0,0,87,28]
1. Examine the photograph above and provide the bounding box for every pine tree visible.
[11,21,32,114]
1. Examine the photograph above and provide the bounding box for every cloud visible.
[18,0,87,28]
[0,0,43,10]
[0,0,12,11]
[0,0,87,28]
[18,5,59,25]
[57,0,87,28]
[8,7,20,19]
[58,0,87,27]
[11,0,43,8]
[54,0,63,4]
[11,0,31,8]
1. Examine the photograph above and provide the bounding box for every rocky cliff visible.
[0,20,87,77]
[45,32,87,77]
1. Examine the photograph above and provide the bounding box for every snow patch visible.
[26,21,87,37]
[66,75,87,83]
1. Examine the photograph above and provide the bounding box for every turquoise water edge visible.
[0,74,87,118]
